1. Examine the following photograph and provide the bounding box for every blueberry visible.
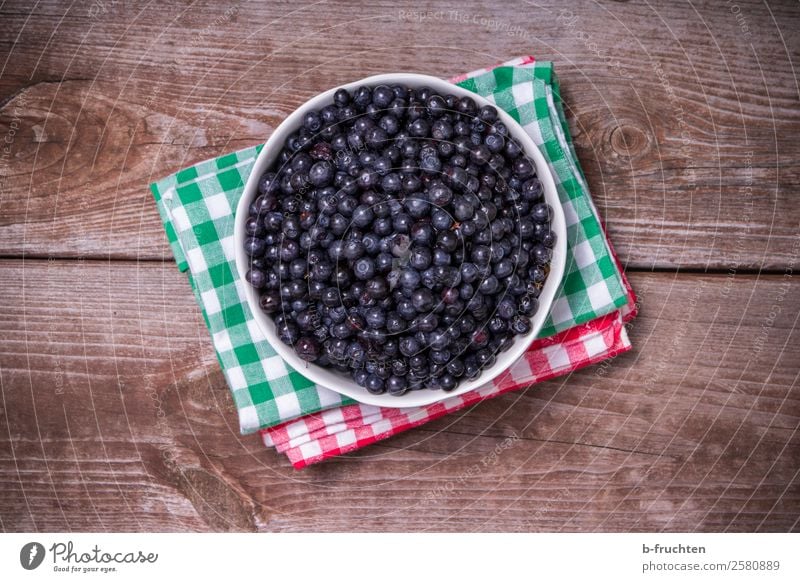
[277,321,299,345]
[446,359,465,377]
[379,114,400,135]
[410,246,432,270]
[402,174,423,194]
[411,221,435,245]
[384,338,400,356]
[438,141,455,158]
[353,369,369,386]
[383,375,407,395]
[425,94,446,115]
[461,262,479,283]
[257,173,280,196]
[362,232,381,255]
[397,298,417,320]
[511,315,531,334]
[432,248,450,266]
[434,373,454,391]
[540,229,557,248]
[488,316,508,335]
[311,261,333,281]
[518,295,538,316]
[457,96,477,116]
[366,277,389,299]
[446,165,469,190]
[478,105,498,123]
[303,111,322,132]
[411,288,434,312]
[464,358,481,379]
[532,245,551,266]
[408,118,430,137]
[354,257,376,280]
[372,85,395,108]
[399,268,421,289]
[428,183,453,206]
[243,237,266,257]
[334,88,351,106]
[496,298,516,320]
[441,287,459,304]
[431,119,454,141]
[399,336,421,357]
[431,209,453,230]
[416,313,438,333]
[437,230,458,252]
[353,86,372,109]
[421,267,437,288]
[470,329,489,348]
[381,172,402,194]
[338,194,359,216]
[453,196,474,221]
[246,269,266,289]
[365,126,388,149]
[401,140,420,158]
[373,217,393,236]
[428,330,450,350]
[530,202,551,224]
[259,290,281,313]
[386,312,405,333]
[420,151,442,174]
[280,239,300,261]
[470,144,491,166]
[366,374,385,394]
[364,306,386,329]
[471,245,491,265]
[391,84,409,99]
[343,240,365,260]
[494,258,514,278]
[512,157,534,178]
[393,213,412,233]
[331,322,353,339]
[351,205,373,229]
[505,138,522,158]
[357,168,377,189]
[528,265,547,285]
[346,341,366,364]
[476,350,495,368]
[376,252,394,273]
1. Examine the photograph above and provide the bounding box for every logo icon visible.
[20,542,45,570]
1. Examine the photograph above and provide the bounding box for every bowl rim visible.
[234,72,567,408]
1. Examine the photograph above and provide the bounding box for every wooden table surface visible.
[1,0,798,532]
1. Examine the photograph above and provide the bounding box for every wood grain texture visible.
[1,261,798,532]
[0,0,798,268]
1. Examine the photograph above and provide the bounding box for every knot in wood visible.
[610,124,648,157]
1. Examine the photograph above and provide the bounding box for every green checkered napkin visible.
[150,60,629,434]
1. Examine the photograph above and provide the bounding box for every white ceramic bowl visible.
[234,73,566,408]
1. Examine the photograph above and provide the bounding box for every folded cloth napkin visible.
[150,55,637,468]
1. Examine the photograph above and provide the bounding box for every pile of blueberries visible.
[243,83,554,396]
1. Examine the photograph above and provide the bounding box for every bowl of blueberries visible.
[234,73,566,407]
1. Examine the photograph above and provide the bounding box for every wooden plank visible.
[0,0,798,268]
[1,260,797,531]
